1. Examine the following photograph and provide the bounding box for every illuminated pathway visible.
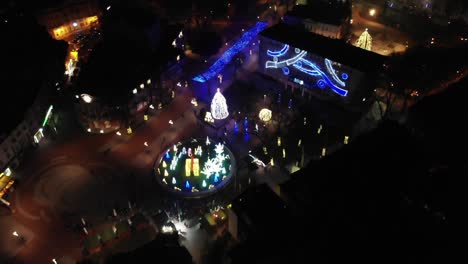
[192,21,268,83]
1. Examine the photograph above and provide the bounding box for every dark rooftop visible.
[260,23,386,72]
[231,184,291,237]
[286,1,351,26]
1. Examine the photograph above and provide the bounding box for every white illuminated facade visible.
[1,95,50,194]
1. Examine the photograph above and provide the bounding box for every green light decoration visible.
[42,105,53,127]
[156,138,235,196]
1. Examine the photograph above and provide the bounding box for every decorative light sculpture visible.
[259,108,272,122]
[210,89,229,120]
[232,121,238,133]
[81,94,93,103]
[204,112,215,123]
[355,28,372,51]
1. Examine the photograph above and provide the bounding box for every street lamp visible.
[52,259,58,264]
[81,94,93,103]
[12,231,19,237]
[369,8,376,17]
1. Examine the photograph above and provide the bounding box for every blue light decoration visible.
[244,117,248,128]
[265,47,349,97]
[325,59,346,87]
[234,121,239,134]
[214,174,220,183]
[165,151,171,159]
[193,22,268,83]
[267,44,289,57]
[317,79,326,89]
[185,180,190,189]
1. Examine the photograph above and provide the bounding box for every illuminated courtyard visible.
[155,138,236,197]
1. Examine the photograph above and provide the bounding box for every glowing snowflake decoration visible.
[201,143,228,178]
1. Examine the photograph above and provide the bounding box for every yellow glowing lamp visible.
[127,127,132,134]
[344,136,349,145]
[277,136,281,147]
[144,114,149,121]
[162,161,167,168]
[322,148,327,157]
[185,159,191,177]
[282,148,286,158]
[298,139,302,147]
[270,157,274,166]
[193,159,200,176]
[259,108,272,122]
[164,169,169,177]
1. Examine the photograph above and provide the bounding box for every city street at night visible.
[1,0,457,263]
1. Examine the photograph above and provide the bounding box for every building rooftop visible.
[231,184,291,237]
[286,1,351,26]
[260,23,386,72]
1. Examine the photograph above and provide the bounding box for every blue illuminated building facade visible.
[258,23,385,108]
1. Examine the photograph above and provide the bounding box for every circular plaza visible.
[154,138,236,198]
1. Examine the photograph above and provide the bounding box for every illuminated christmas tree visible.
[355,28,372,51]
[211,88,229,120]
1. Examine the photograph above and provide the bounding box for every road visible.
[351,3,411,55]
[2,85,198,264]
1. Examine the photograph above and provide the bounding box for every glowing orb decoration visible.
[258,108,272,122]
[155,138,236,197]
[81,94,93,103]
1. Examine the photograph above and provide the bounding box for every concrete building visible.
[257,23,386,111]
[284,0,351,39]
[0,89,54,199]
[36,0,101,40]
